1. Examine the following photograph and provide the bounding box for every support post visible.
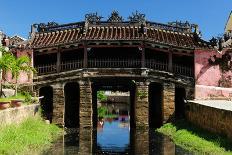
[83,44,88,68]
[168,51,173,72]
[52,83,65,126]
[79,80,93,154]
[56,47,61,73]
[163,83,175,123]
[135,81,149,128]
[141,47,145,68]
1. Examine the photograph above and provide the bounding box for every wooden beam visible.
[56,47,61,73]
[168,51,173,72]
[83,43,88,68]
[141,47,145,68]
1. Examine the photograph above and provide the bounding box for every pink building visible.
[194,12,232,99]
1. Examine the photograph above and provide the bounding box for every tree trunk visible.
[0,70,2,97]
[15,78,18,96]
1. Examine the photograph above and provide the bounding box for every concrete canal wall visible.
[186,100,232,140]
[0,104,40,125]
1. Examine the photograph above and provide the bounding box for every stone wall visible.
[163,83,175,123]
[186,102,232,140]
[135,82,149,128]
[52,83,65,126]
[0,104,39,125]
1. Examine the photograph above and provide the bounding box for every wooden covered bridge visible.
[29,11,210,129]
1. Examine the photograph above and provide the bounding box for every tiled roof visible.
[31,21,210,49]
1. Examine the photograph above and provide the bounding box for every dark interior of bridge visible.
[175,87,186,119]
[64,82,80,128]
[145,49,168,62]
[88,47,141,59]
[61,49,83,62]
[149,82,163,128]
[34,53,57,66]
[39,86,53,122]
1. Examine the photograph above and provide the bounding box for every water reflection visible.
[97,117,130,154]
[43,127,192,155]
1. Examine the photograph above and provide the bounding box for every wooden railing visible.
[35,59,193,77]
[145,60,168,71]
[173,64,193,77]
[88,59,141,68]
[61,60,83,71]
[36,64,56,75]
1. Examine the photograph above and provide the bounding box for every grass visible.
[0,116,62,155]
[0,93,26,102]
[102,114,118,118]
[156,120,232,155]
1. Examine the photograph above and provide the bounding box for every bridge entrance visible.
[92,79,136,128]
[149,82,163,128]
[175,87,186,119]
[39,86,53,123]
[64,82,80,128]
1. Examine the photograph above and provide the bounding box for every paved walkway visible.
[189,100,232,111]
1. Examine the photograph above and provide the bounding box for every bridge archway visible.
[91,79,136,128]
[39,86,53,122]
[149,82,163,128]
[175,87,186,119]
[64,82,80,128]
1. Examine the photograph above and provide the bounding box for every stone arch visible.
[149,82,163,128]
[64,82,80,128]
[39,85,53,123]
[175,86,186,119]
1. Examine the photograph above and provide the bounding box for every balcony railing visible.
[88,59,141,68]
[173,64,193,77]
[145,60,168,71]
[35,59,193,77]
[61,60,83,72]
[36,64,56,75]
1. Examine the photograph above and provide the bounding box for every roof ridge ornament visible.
[128,11,146,23]
[85,12,103,24]
[37,22,59,32]
[107,11,123,23]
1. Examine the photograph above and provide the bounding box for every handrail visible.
[35,59,193,77]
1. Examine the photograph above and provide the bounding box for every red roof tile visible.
[31,22,210,49]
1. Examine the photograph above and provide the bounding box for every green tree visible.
[11,55,36,96]
[97,91,107,102]
[0,46,14,96]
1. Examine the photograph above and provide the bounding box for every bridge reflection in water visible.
[42,128,191,155]
[42,123,192,155]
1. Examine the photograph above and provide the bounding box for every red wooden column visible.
[168,50,173,72]
[140,46,145,68]
[83,44,88,68]
[56,47,61,73]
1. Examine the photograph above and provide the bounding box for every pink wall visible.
[195,49,232,99]
[3,49,33,84]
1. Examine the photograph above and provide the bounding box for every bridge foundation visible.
[135,82,149,128]
[52,83,65,126]
[79,80,93,128]
[163,83,175,123]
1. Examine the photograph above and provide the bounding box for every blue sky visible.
[0,0,231,40]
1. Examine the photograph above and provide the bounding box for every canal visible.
[42,121,192,155]
[41,89,192,155]
[42,103,192,155]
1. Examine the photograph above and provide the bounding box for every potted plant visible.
[10,99,23,107]
[0,101,10,110]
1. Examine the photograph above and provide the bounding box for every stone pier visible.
[79,80,93,128]
[52,83,65,125]
[135,82,149,128]
[163,83,175,123]
[79,80,93,154]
